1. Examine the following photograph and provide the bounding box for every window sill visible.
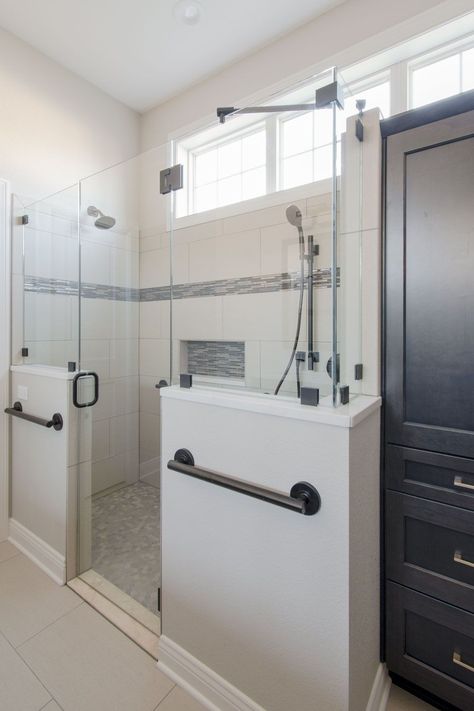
[173,176,336,231]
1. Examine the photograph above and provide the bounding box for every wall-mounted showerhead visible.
[87,206,116,230]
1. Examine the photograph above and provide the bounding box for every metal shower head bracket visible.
[216,79,344,124]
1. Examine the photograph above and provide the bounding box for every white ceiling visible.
[0,0,341,112]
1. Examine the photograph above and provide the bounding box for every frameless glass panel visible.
[18,185,80,368]
[171,68,340,404]
[75,142,173,623]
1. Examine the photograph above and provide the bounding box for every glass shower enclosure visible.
[11,66,366,622]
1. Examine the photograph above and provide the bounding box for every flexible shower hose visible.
[274,249,305,396]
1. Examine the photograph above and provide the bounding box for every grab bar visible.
[167,449,321,515]
[4,401,63,431]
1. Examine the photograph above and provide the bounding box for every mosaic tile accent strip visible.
[24,268,340,303]
[140,268,339,302]
[24,275,140,302]
[186,340,245,379]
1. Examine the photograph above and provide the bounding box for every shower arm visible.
[217,104,317,123]
[217,80,344,123]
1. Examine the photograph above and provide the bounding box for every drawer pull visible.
[453,551,474,568]
[453,651,474,673]
[453,476,474,491]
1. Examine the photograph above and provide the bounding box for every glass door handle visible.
[72,371,99,408]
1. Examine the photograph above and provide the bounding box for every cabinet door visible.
[385,110,474,457]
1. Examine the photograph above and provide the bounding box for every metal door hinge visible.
[354,363,363,380]
[355,100,365,142]
[20,215,29,225]
[160,164,183,195]
[157,587,161,612]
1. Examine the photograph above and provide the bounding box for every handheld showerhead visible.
[87,205,116,230]
[286,204,305,260]
[286,205,303,229]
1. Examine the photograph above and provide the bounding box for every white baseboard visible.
[8,518,65,585]
[366,663,392,711]
[158,636,266,711]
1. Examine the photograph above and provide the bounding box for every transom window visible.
[410,43,474,108]
[193,127,266,213]
[175,31,473,220]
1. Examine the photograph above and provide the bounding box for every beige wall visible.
[141,0,470,149]
[0,26,140,200]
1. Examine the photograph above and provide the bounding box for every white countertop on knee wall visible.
[160,385,381,428]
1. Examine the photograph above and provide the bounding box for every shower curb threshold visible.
[68,576,160,660]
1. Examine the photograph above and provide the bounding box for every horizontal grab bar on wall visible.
[4,401,63,431]
[167,449,321,515]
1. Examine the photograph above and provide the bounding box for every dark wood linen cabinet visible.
[382,91,474,710]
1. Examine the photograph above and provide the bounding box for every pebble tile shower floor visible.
[92,481,160,614]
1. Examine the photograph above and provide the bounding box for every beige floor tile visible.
[155,686,207,711]
[0,554,82,647]
[0,632,51,711]
[19,603,174,711]
[387,685,438,710]
[0,541,20,562]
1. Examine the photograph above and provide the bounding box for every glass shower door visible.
[74,143,174,623]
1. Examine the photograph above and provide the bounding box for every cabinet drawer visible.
[386,492,474,612]
[386,583,474,710]
[385,445,474,510]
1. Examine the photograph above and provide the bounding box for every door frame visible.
[0,179,11,541]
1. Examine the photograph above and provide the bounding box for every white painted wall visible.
[159,388,381,711]
[0,26,140,200]
[141,0,472,149]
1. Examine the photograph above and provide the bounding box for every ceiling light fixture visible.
[174,0,203,26]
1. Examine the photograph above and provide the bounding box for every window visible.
[175,30,474,220]
[409,43,474,108]
[193,127,266,213]
[279,77,390,190]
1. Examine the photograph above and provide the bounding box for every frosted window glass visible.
[242,167,266,200]
[242,131,266,170]
[217,175,241,207]
[411,55,460,108]
[282,113,313,158]
[195,183,217,212]
[195,150,217,186]
[462,48,474,91]
[282,152,313,190]
[218,140,242,178]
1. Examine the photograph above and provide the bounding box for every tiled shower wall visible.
[12,201,140,495]
[138,188,335,476]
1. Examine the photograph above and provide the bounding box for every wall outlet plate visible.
[17,385,28,400]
